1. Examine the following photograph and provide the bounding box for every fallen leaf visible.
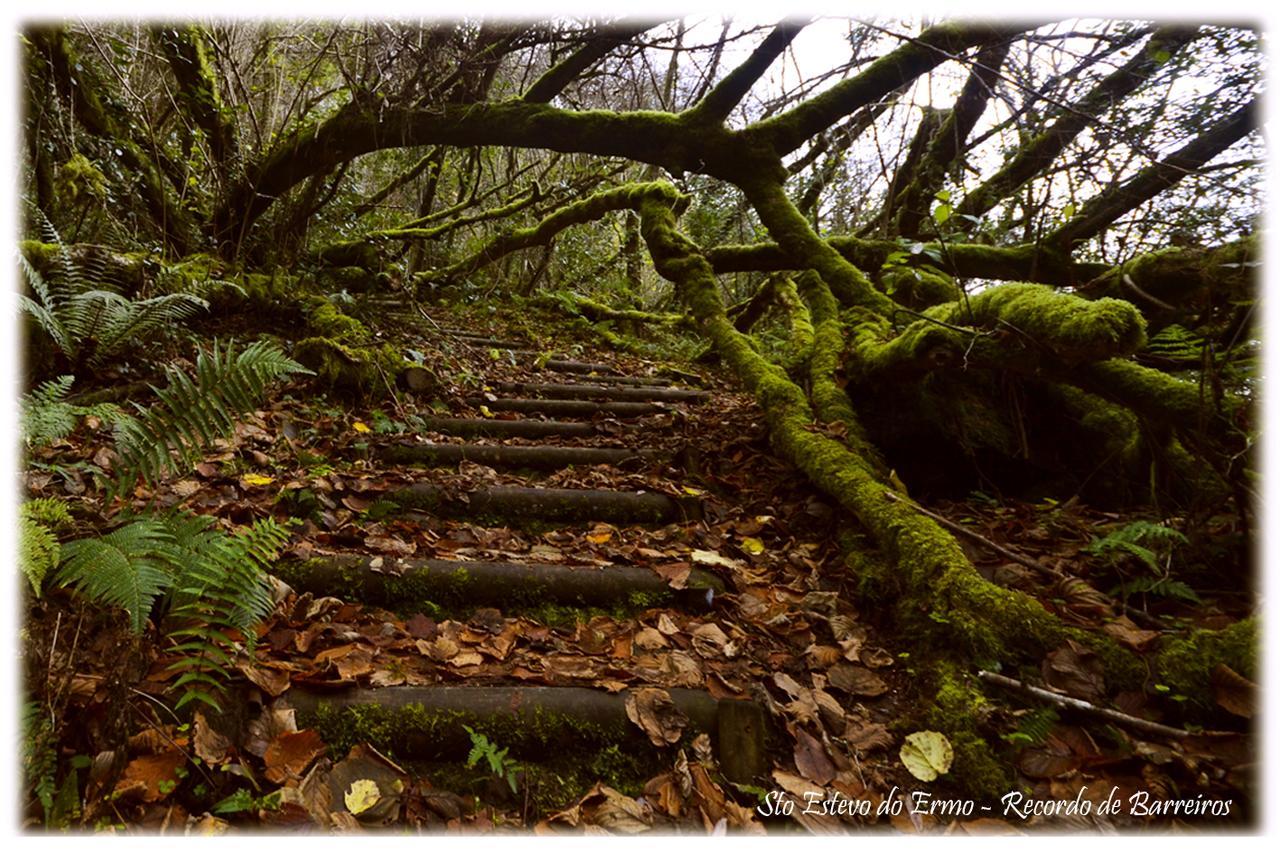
[793,728,836,785]
[691,549,741,569]
[344,779,380,815]
[1213,663,1256,718]
[900,731,953,782]
[193,711,232,765]
[115,751,185,802]
[364,535,416,557]
[625,687,689,746]
[1042,643,1106,702]
[264,729,327,784]
[352,421,372,434]
[827,663,887,697]
[240,473,274,488]
[740,536,765,555]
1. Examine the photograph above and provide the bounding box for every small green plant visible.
[1001,706,1059,746]
[464,726,521,794]
[20,213,210,371]
[212,788,283,815]
[1086,520,1200,604]
[19,498,73,595]
[110,339,309,493]
[54,513,294,709]
[20,374,124,448]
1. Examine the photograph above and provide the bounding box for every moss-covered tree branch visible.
[953,26,1199,227]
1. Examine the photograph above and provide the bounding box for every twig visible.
[884,490,1062,578]
[884,490,1166,629]
[977,670,1238,741]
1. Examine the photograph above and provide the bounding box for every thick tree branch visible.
[751,21,1032,157]
[521,20,661,103]
[685,20,807,125]
[1048,98,1259,246]
[953,25,1199,225]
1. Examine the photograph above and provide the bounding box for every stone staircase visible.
[272,320,770,806]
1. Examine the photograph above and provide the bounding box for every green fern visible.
[52,511,293,708]
[56,517,178,633]
[1144,324,1206,364]
[111,340,308,492]
[463,725,520,793]
[1001,706,1059,746]
[21,374,124,448]
[22,497,74,532]
[19,499,74,596]
[161,515,293,711]
[1084,520,1188,573]
[19,518,60,596]
[1111,575,1202,605]
[20,232,209,369]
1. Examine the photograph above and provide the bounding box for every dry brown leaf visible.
[1041,642,1106,702]
[237,660,291,696]
[115,751,185,803]
[1213,663,1256,718]
[634,627,668,650]
[245,703,297,758]
[363,535,416,556]
[691,623,731,658]
[827,663,887,697]
[264,729,327,784]
[625,687,689,747]
[192,711,232,765]
[844,720,894,753]
[793,728,836,785]
[1101,617,1161,651]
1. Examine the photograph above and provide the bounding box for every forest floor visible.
[21,291,1255,834]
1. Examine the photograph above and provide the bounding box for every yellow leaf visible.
[344,778,381,815]
[900,731,953,782]
[587,530,613,544]
[479,406,494,418]
[681,486,706,496]
[353,421,372,434]
[741,536,765,555]
[241,474,274,487]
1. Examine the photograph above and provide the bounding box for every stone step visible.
[466,397,664,418]
[390,484,701,524]
[287,685,766,784]
[275,554,723,610]
[376,441,663,470]
[493,381,709,404]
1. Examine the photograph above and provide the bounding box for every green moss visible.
[315,239,383,270]
[1156,617,1257,707]
[294,336,403,396]
[925,663,1010,799]
[55,152,108,206]
[927,282,1147,365]
[880,266,959,310]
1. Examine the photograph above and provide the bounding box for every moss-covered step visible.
[274,554,725,610]
[376,441,665,470]
[464,397,664,417]
[389,484,701,524]
[557,373,683,388]
[414,416,601,439]
[491,381,710,403]
[287,684,767,784]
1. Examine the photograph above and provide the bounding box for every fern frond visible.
[56,519,177,633]
[21,375,79,446]
[19,518,60,596]
[112,341,308,492]
[22,497,74,532]
[91,294,209,367]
